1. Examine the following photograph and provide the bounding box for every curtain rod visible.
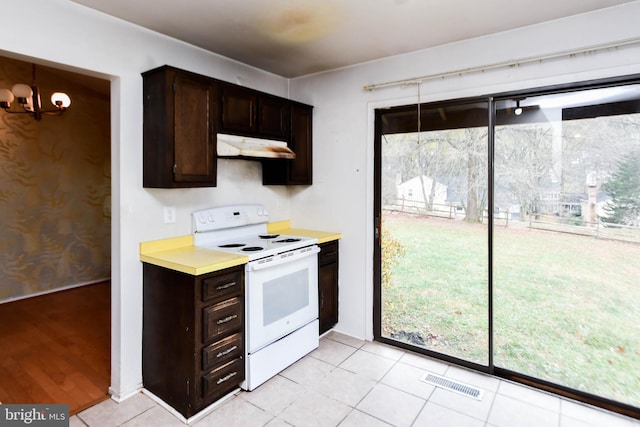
[362,37,640,91]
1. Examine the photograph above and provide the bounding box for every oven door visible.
[245,245,320,353]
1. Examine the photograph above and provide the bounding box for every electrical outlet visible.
[163,206,176,224]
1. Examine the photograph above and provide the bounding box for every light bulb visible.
[11,83,32,99]
[514,100,523,116]
[24,96,34,112]
[51,92,71,109]
[0,88,14,107]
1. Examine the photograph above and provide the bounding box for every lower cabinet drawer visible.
[202,358,244,399]
[203,297,242,343]
[319,241,338,266]
[202,270,243,303]
[202,333,243,371]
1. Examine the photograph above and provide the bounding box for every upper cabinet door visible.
[288,103,313,185]
[258,96,290,140]
[220,84,257,135]
[174,73,218,184]
[261,102,313,186]
[142,66,218,188]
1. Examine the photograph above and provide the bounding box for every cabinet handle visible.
[216,282,236,291]
[216,314,238,325]
[216,345,238,358]
[216,371,237,385]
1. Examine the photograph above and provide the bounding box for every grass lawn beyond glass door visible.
[381,213,488,364]
[492,222,640,407]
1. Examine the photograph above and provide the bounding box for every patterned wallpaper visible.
[0,57,111,301]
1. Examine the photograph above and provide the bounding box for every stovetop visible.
[196,232,317,261]
[192,205,318,261]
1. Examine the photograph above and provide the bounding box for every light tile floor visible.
[71,332,640,427]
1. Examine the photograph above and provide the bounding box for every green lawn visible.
[381,212,640,408]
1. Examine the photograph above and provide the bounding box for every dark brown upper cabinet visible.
[262,102,313,185]
[143,65,313,188]
[258,95,290,140]
[289,102,313,184]
[143,66,218,188]
[220,84,257,136]
[220,85,290,141]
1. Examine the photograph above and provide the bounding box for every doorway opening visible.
[0,55,111,414]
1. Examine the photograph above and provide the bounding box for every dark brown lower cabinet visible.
[142,263,245,418]
[318,240,339,334]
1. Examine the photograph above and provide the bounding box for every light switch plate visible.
[163,206,176,224]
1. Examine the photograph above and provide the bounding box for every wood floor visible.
[0,281,111,414]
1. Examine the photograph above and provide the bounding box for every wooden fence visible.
[527,214,640,244]
[384,197,640,244]
[384,197,463,219]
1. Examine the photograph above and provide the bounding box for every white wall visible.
[1,0,294,400]
[289,2,640,341]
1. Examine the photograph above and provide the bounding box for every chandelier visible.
[0,64,71,121]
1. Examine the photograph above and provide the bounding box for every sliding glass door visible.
[376,100,489,366]
[493,86,640,408]
[375,78,640,413]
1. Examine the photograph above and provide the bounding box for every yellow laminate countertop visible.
[267,221,342,244]
[140,235,249,275]
[140,222,341,276]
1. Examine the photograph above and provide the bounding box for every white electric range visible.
[192,205,319,391]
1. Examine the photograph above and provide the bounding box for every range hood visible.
[216,133,296,159]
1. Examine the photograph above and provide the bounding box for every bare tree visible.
[495,125,554,220]
[382,127,489,223]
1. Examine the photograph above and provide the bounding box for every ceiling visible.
[70,0,634,78]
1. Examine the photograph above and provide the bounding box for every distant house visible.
[397,175,448,210]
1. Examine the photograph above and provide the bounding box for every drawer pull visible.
[216,314,238,325]
[216,345,238,358]
[216,371,237,385]
[216,282,236,291]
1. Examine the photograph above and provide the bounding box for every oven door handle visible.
[248,246,320,271]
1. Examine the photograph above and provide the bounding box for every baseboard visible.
[108,385,142,403]
[0,278,110,304]
[141,387,239,425]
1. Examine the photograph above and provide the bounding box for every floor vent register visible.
[421,373,484,400]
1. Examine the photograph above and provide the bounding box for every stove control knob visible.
[199,216,206,224]
[208,214,215,222]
